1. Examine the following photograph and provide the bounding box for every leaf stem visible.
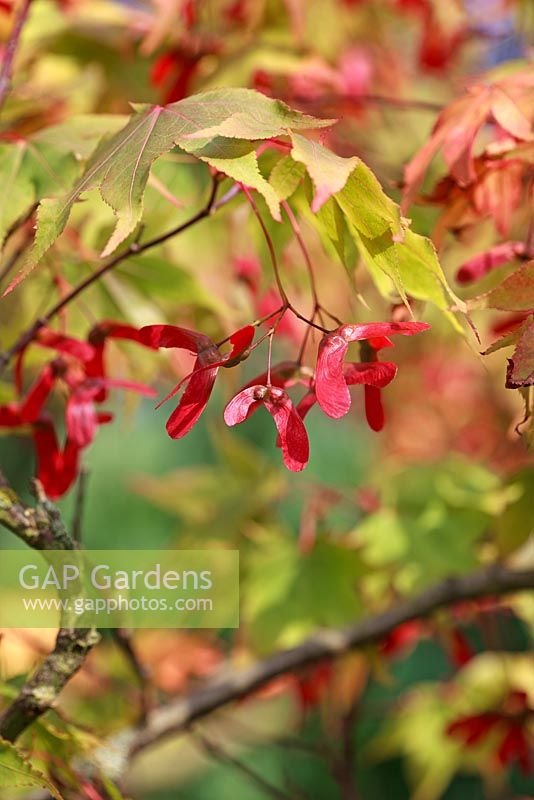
[242,187,330,334]
[242,185,289,305]
[282,200,343,327]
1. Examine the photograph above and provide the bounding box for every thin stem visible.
[215,305,285,348]
[0,203,38,286]
[282,201,319,306]
[297,306,317,365]
[52,179,218,321]
[71,468,88,544]
[282,202,343,327]
[0,177,220,375]
[247,309,287,353]
[0,0,33,113]
[212,182,242,211]
[242,186,288,305]
[113,629,152,724]
[291,307,330,334]
[195,730,293,800]
[266,329,274,385]
[242,189,330,334]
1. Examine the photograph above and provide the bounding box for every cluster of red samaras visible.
[0,323,158,499]
[0,318,429,496]
[140,319,429,473]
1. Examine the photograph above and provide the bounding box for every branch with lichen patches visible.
[0,627,100,742]
[130,563,534,756]
[0,470,99,742]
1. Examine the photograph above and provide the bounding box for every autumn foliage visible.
[0,1,532,799]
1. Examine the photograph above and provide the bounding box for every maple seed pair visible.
[145,319,430,473]
[314,321,430,430]
[225,385,309,472]
[138,324,255,439]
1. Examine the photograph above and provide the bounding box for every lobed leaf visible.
[10,89,332,292]
[290,131,464,322]
[177,88,334,140]
[334,163,402,240]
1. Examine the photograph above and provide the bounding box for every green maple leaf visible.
[9,89,332,293]
[289,132,465,321]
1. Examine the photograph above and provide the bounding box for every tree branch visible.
[129,564,534,756]
[113,627,152,724]
[0,627,99,742]
[0,0,33,113]
[0,471,99,742]
[0,471,71,549]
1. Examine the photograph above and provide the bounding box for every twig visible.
[0,177,220,375]
[130,563,534,755]
[0,471,71,549]
[0,0,33,113]
[335,699,361,800]
[71,468,88,544]
[0,203,37,285]
[113,628,152,724]
[349,93,444,113]
[195,729,293,800]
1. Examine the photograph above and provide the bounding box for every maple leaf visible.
[285,133,465,320]
[427,156,528,242]
[8,89,333,292]
[402,67,534,212]
[290,132,358,212]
